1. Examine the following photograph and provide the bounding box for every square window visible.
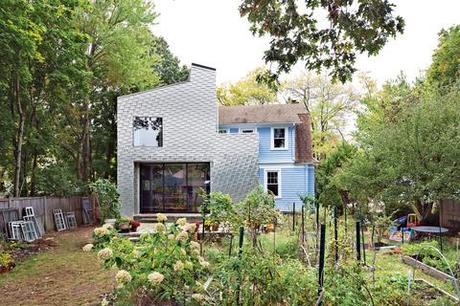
[133,116,163,147]
[241,129,254,133]
[218,129,228,134]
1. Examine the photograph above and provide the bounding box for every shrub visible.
[90,178,121,222]
[95,219,210,305]
[204,191,235,225]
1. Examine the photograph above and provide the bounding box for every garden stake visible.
[334,206,338,264]
[318,224,326,306]
[292,202,296,231]
[401,227,404,245]
[361,224,366,265]
[238,226,244,255]
[356,221,361,262]
[273,217,277,254]
[344,205,347,236]
[237,227,245,306]
[228,234,233,256]
[301,205,305,244]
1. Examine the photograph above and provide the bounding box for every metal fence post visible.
[334,206,338,264]
[318,224,326,306]
[292,202,296,231]
[356,221,361,262]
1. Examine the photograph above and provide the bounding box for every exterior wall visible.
[117,65,258,216]
[220,122,315,211]
[219,124,296,163]
[259,164,315,211]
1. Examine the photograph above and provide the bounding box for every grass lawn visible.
[0,227,115,306]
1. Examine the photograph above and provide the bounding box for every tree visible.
[282,72,359,159]
[151,36,189,86]
[217,68,277,105]
[239,0,404,83]
[336,77,460,219]
[426,25,460,87]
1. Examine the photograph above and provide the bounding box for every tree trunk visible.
[13,71,25,197]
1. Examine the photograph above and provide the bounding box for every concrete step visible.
[133,213,203,223]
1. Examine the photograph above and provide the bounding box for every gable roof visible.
[219,104,307,125]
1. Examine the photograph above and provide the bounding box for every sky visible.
[153,0,460,86]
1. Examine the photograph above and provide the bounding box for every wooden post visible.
[318,224,326,306]
[237,226,244,305]
[356,221,361,262]
[43,196,47,232]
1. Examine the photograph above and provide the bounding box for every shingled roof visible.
[218,104,307,124]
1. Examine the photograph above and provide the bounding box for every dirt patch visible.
[0,226,115,306]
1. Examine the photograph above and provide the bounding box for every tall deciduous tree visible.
[217,68,277,106]
[282,72,359,160]
[239,0,404,83]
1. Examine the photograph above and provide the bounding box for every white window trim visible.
[241,128,255,134]
[264,169,282,199]
[270,127,288,150]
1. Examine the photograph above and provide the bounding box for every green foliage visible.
[205,191,235,225]
[427,25,460,87]
[316,142,357,208]
[401,240,457,275]
[210,250,317,305]
[93,220,210,305]
[90,179,121,221]
[239,0,404,83]
[217,67,277,105]
[234,186,279,229]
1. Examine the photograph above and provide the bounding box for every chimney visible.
[295,113,313,163]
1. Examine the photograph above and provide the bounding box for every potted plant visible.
[115,217,131,233]
[130,219,141,232]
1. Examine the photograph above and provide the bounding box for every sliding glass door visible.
[139,163,210,213]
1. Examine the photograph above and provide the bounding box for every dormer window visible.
[271,127,287,150]
[133,116,163,147]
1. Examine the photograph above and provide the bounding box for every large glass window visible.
[139,163,210,213]
[272,127,287,149]
[133,116,163,147]
[265,170,280,197]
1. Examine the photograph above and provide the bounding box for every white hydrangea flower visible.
[176,217,187,226]
[154,223,166,233]
[102,223,114,230]
[156,213,168,222]
[148,271,164,285]
[175,231,188,241]
[180,248,187,256]
[94,227,110,237]
[115,270,132,285]
[167,234,175,240]
[183,223,197,232]
[190,241,200,250]
[173,260,184,271]
[101,297,109,306]
[97,248,113,260]
[192,293,205,302]
[198,256,210,268]
[82,243,94,252]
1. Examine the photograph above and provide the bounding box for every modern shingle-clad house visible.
[117,63,314,217]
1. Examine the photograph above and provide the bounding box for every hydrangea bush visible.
[90,219,210,305]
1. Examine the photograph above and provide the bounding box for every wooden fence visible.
[0,196,93,233]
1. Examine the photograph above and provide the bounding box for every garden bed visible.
[402,255,457,282]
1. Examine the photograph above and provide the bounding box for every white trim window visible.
[271,127,288,150]
[218,128,228,134]
[265,169,281,198]
[241,128,255,134]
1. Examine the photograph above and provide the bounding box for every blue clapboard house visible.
[219,104,316,211]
